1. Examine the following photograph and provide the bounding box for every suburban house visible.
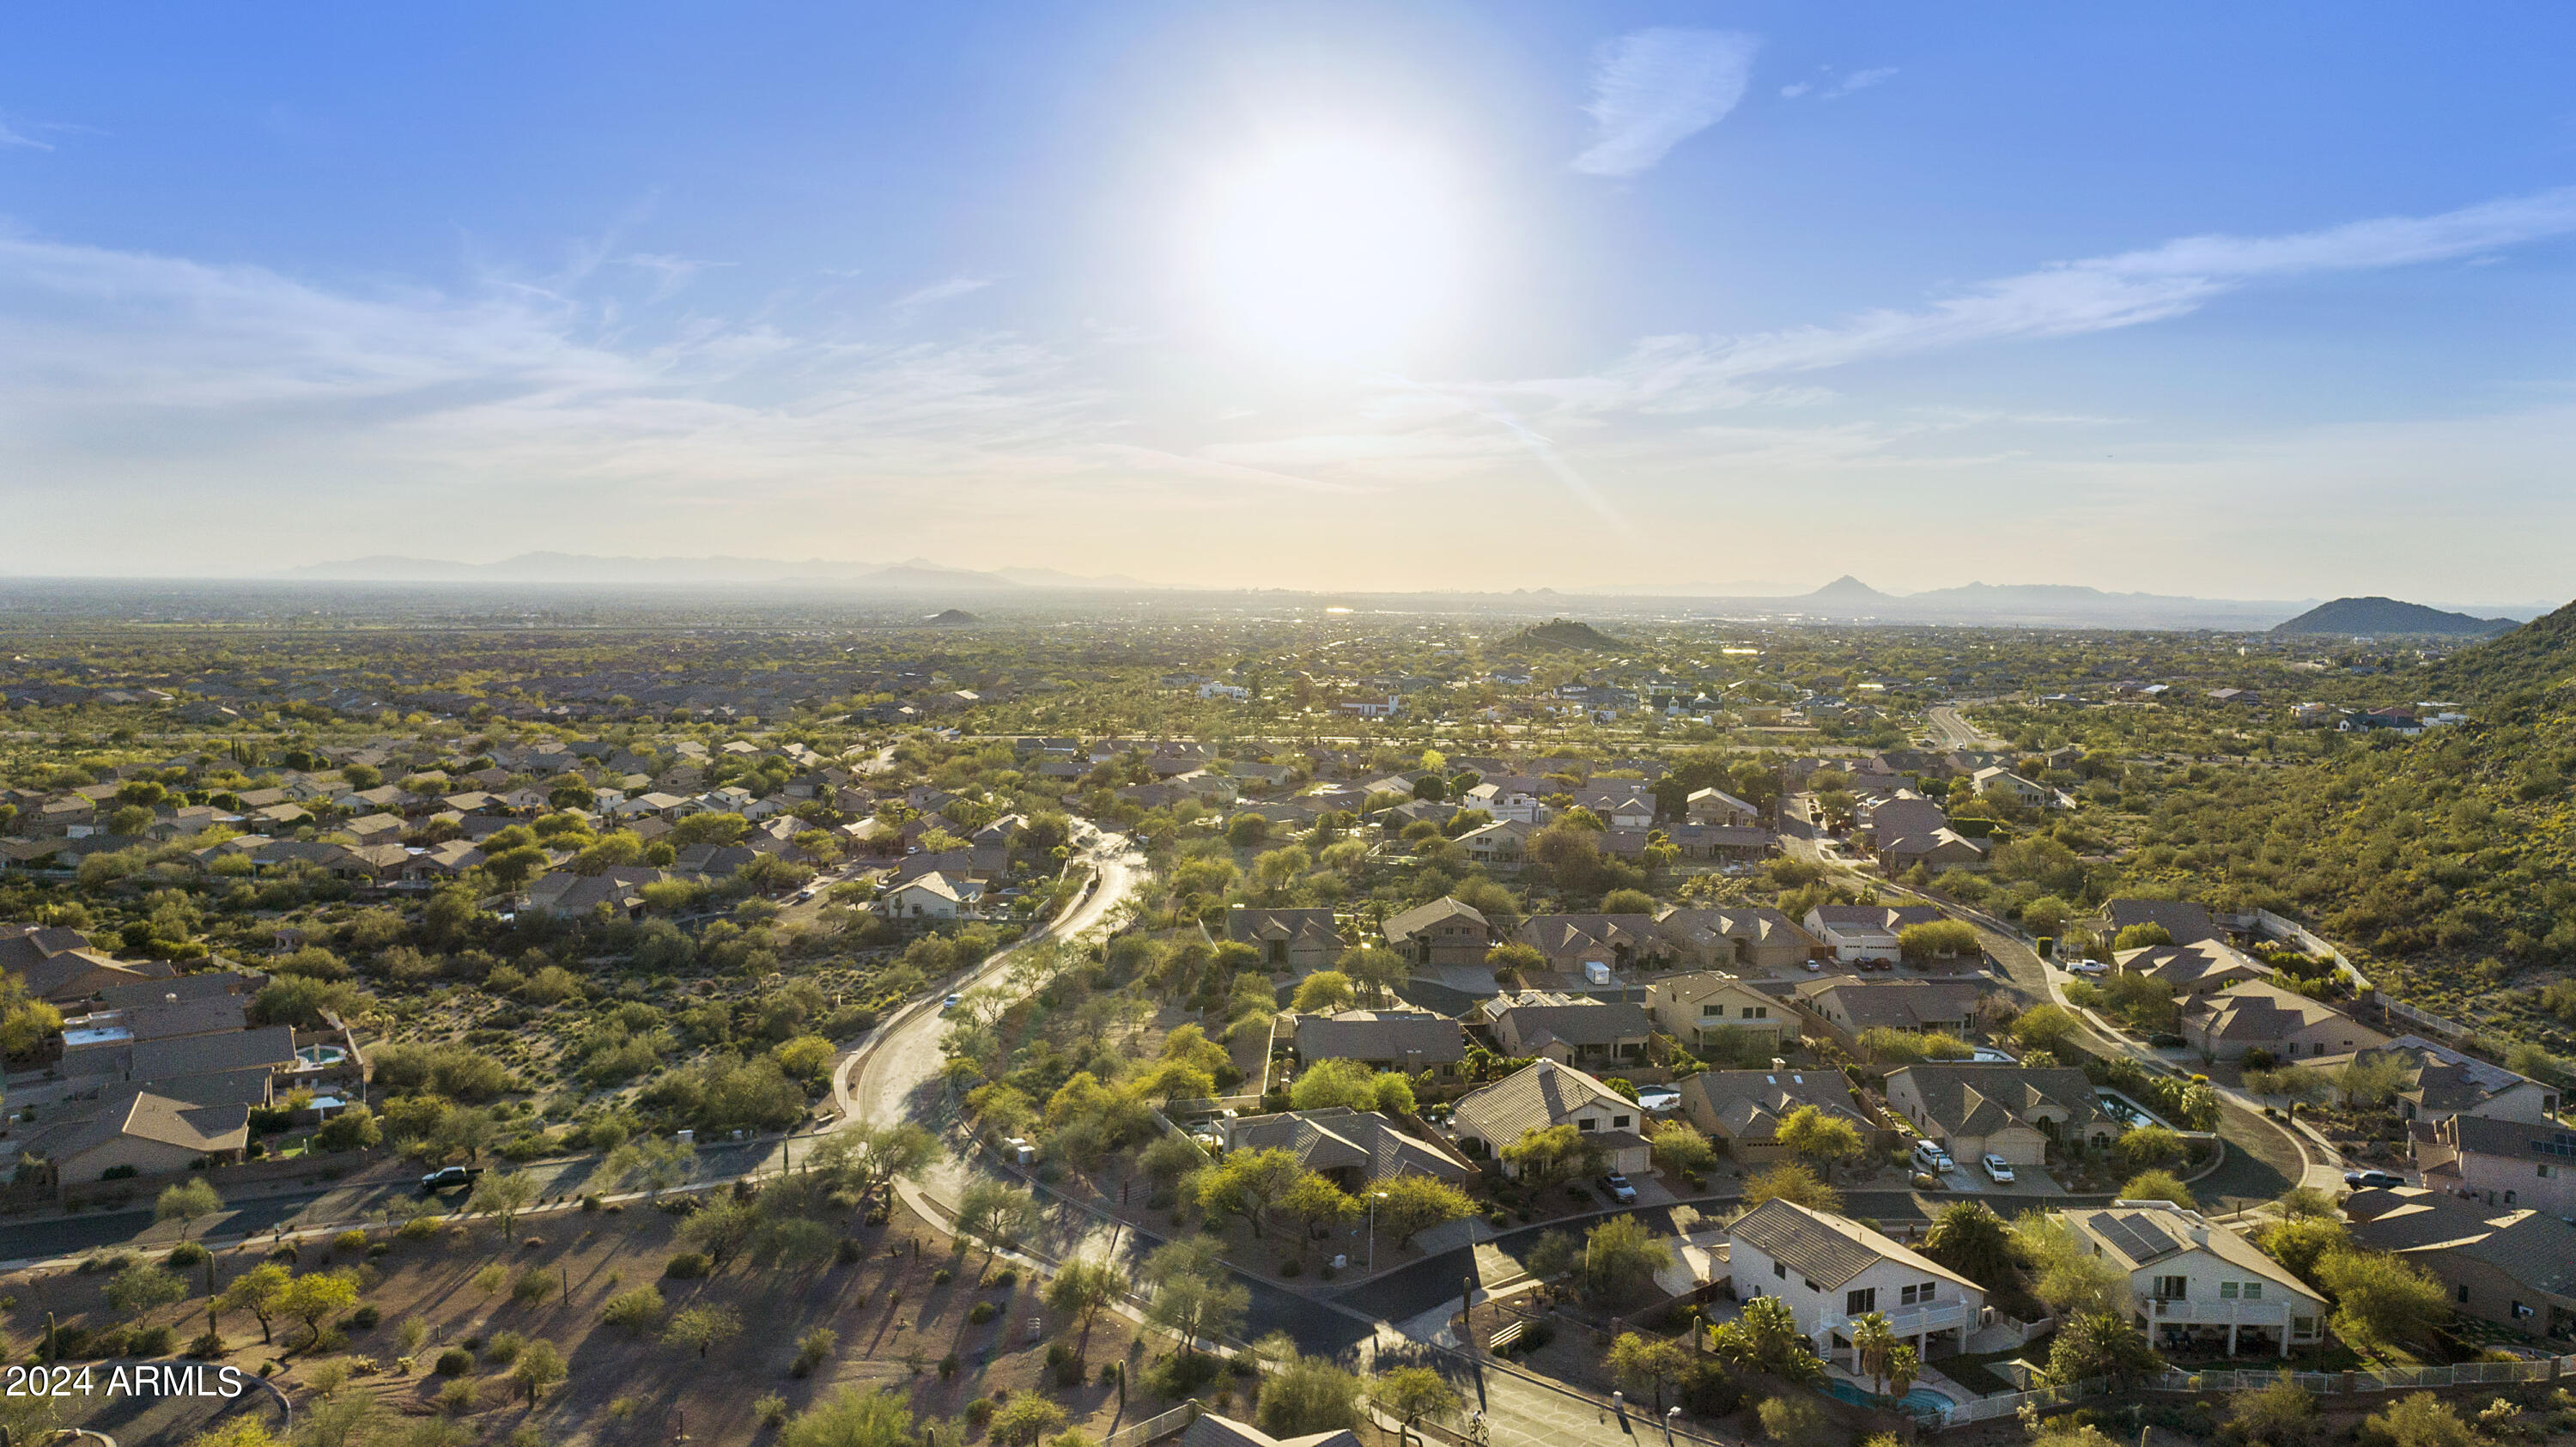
[524,866,666,921]
[1792,978,1984,1046]
[1515,914,1662,975]
[1382,897,1497,968]
[1877,826,1989,876]
[2296,1037,2560,1127]
[878,872,986,921]
[2113,939,2275,996]
[0,925,177,1005]
[1724,1198,1984,1369]
[1220,1106,1475,1189]
[2058,1200,2325,1358]
[1645,971,1790,1053]
[1450,1059,1651,1176]
[1884,1064,2111,1165]
[1226,906,1346,974]
[1686,787,1762,827]
[2178,980,2389,1061]
[1485,993,1653,1067]
[1288,1010,1467,1076]
[2343,1186,2576,1337]
[2098,899,2226,945]
[1651,908,1823,970]
[1802,904,1947,962]
[1971,767,2051,806]
[2409,1114,2576,1216]
[1455,819,1533,866]
[1676,1068,1885,1164]
[23,1089,252,1181]
[1461,781,1547,824]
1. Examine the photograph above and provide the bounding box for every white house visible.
[878,871,985,921]
[1725,1198,1984,1369]
[1449,1060,1651,1177]
[2057,1201,2325,1358]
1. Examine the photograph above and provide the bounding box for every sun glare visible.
[1186,134,1469,360]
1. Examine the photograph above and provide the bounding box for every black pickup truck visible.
[419,1165,486,1194]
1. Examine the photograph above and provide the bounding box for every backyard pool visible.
[295,1044,348,1068]
[1824,1380,1954,1422]
[2097,1089,2174,1131]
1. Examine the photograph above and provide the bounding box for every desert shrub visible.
[969,1301,999,1324]
[165,1241,210,1269]
[664,1252,709,1279]
[434,1347,474,1377]
[333,1229,372,1255]
[348,1305,381,1329]
[483,1330,526,1364]
[602,1286,667,1333]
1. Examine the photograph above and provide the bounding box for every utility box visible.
[1005,1137,1036,1166]
[1583,959,1613,987]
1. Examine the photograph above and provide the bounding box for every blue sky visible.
[7,3,2576,600]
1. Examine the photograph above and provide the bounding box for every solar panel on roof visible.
[2097,1212,2179,1263]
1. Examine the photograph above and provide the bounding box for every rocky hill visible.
[1501,618,1623,652]
[2271,596,2517,638]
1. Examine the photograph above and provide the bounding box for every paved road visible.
[1925,704,2005,751]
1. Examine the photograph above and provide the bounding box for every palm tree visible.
[1850,1311,1899,1399]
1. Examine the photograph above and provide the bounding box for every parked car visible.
[1911,1140,1955,1174]
[420,1165,485,1194]
[1598,1172,1638,1205]
[1981,1153,2015,1183]
[2344,1169,2406,1189]
[2069,961,2108,976]
[941,994,964,1011]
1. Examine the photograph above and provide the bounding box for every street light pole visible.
[1368,1191,1387,1271]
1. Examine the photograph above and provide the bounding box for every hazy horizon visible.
[7,5,2576,597]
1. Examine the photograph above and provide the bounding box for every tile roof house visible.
[1651,908,1823,972]
[1791,978,1985,1044]
[129,1023,300,1087]
[2113,939,2275,996]
[1455,819,1534,866]
[1685,787,1761,827]
[2178,980,2388,1061]
[2058,1200,2324,1357]
[1225,906,1346,973]
[1884,1064,2111,1166]
[1486,995,1653,1067]
[879,872,986,921]
[2295,1037,2561,1127]
[1802,904,1947,962]
[1451,1059,1649,1176]
[524,866,667,920]
[1677,1067,1883,1164]
[1515,914,1662,974]
[26,1089,252,1182]
[2099,899,2226,945]
[1725,1198,1984,1367]
[1288,1010,1467,1075]
[1220,1106,1474,1189]
[2343,1186,2576,1335]
[2408,1113,2576,1217]
[1180,1412,1358,1447]
[1382,897,1497,968]
[1645,971,1790,1052]
[0,926,174,1004]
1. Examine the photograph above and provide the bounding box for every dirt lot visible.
[4,1193,1160,1446]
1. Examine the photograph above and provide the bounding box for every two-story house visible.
[2058,1201,2325,1358]
[1650,908,1823,971]
[2343,1186,2576,1337]
[2409,1113,2576,1217]
[1884,1064,2111,1166]
[1645,970,1790,1053]
[1726,1198,1984,1369]
[1382,898,1497,968]
[1677,1068,1885,1164]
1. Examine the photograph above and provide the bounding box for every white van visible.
[1911,1140,1955,1174]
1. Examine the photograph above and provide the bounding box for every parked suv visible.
[1911,1140,1954,1174]
[1598,1172,1638,1204]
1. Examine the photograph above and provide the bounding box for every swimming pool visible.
[1822,1380,1953,1422]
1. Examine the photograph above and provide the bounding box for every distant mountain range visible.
[281,552,1147,590]
[2269,596,2519,638]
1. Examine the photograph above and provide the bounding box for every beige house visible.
[2296,1036,2561,1127]
[1884,1064,2111,1166]
[1225,907,1345,973]
[1382,897,1496,967]
[2409,1113,2576,1217]
[1685,787,1762,827]
[1451,1060,1651,1176]
[2179,980,2388,1061]
[1676,1068,1883,1164]
[2059,1201,2325,1358]
[1793,977,1984,1047]
[878,872,985,921]
[32,1089,251,1181]
[1651,908,1823,971]
[2113,939,2274,997]
[2344,1186,2576,1338]
[1486,994,1653,1067]
[1645,972,1790,1052]
[1220,1106,1474,1190]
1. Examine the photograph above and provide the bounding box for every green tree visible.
[1500,1123,1603,1188]
[952,1180,1042,1268]
[509,1338,567,1405]
[1279,1171,1359,1258]
[2257,1216,2348,1286]
[1606,1331,1695,1410]
[217,1262,289,1344]
[2359,1393,2477,1447]
[1255,1352,1364,1437]
[275,1269,361,1348]
[1708,1295,1823,1383]
[1339,946,1408,1005]
[991,1397,1071,1447]
[2011,1003,2083,1053]
[106,1262,189,1320]
[1897,920,1982,960]
[1290,970,1355,1012]
[2046,1312,2161,1387]
[1371,1174,1473,1248]
[1776,1105,1863,1183]
[665,1303,744,1358]
[1742,1161,1839,1213]
[2117,1170,2195,1208]
[1921,1201,2016,1292]
[1143,1237,1248,1354]
[2225,1372,2323,1447]
[1577,1214,1672,1306]
[781,1387,916,1447]
[2117,1124,2186,1170]
[1044,1260,1123,1366]
[1850,1312,1899,1397]
[466,1170,538,1235]
[1198,1146,1306,1237]
[155,1178,222,1240]
[1370,1366,1463,1438]
[2314,1248,2448,1356]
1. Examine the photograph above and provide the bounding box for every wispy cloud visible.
[618,252,733,301]
[890,274,997,309]
[1572,28,1759,178]
[1522,185,2576,413]
[1783,66,1897,101]
[0,119,54,151]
